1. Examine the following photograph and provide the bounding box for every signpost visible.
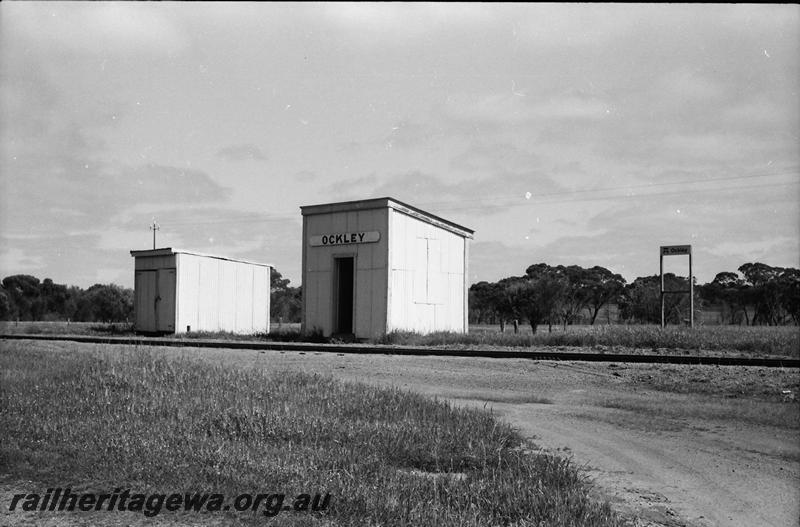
[660,245,693,328]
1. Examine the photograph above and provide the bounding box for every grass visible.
[376,324,800,358]
[3,320,797,357]
[0,341,623,527]
[0,320,135,335]
[592,394,800,431]
[618,363,800,402]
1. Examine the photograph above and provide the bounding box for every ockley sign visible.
[310,231,381,247]
[660,245,691,256]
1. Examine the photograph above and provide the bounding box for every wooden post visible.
[689,250,694,328]
[150,219,160,250]
[660,251,665,329]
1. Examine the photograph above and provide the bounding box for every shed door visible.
[156,268,176,332]
[135,271,157,331]
[333,257,354,335]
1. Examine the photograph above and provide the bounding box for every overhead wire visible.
[417,168,799,208]
[150,168,799,227]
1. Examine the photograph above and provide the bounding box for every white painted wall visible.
[175,253,270,334]
[388,209,467,334]
[301,199,470,338]
[302,207,389,338]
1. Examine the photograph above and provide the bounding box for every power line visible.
[416,168,799,209]
[433,180,799,213]
[143,168,798,228]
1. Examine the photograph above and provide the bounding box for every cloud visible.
[216,144,267,161]
[5,3,190,57]
[321,169,565,220]
[661,69,723,101]
[337,141,363,154]
[706,237,798,264]
[320,3,493,40]
[385,121,440,150]
[468,241,533,283]
[510,4,650,47]
[3,155,231,237]
[0,246,46,276]
[442,92,611,129]
[293,170,318,183]
[120,164,231,203]
[323,171,479,210]
[0,232,123,287]
[451,143,541,173]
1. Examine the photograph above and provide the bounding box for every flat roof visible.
[129,248,272,268]
[300,197,474,238]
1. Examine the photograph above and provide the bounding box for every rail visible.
[2,334,798,368]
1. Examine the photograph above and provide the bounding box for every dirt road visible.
[194,347,799,527]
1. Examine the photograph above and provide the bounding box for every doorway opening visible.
[333,256,354,335]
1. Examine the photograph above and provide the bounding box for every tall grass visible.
[3,321,797,357]
[0,343,622,526]
[0,320,134,335]
[377,325,800,357]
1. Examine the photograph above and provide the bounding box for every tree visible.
[270,268,302,323]
[469,280,516,330]
[619,276,658,324]
[778,268,800,325]
[40,278,72,320]
[739,263,785,325]
[702,271,750,325]
[0,287,12,320]
[75,284,134,322]
[519,264,567,333]
[583,266,626,325]
[2,275,42,320]
[549,265,593,329]
[271,268,291,293]
[619,274,696,325]
[468,281,493,325]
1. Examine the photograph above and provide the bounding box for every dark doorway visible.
[334,257,354,335]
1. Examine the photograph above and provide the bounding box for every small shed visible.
[301,197,473,339]
[129,248,271,334]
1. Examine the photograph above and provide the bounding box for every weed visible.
[0,342,623,526]
[595,394,800,430]
[3,321,796,357]
[375,325,800,358]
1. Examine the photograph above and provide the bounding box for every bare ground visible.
[2,341,799,526]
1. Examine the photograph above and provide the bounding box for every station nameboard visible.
[310,231,381,247]
[660,245,691,256]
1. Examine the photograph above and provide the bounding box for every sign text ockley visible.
[310,231,381,247]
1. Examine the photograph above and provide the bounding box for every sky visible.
[1,3,798,289]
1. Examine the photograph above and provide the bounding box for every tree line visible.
[469,262,800,330]
[0,270,304,324]
[3,261,797,327]
[0,275,134,323]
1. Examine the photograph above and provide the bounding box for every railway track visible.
[2,333,798,367]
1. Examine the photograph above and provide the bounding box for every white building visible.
[129,248,271,334]
[301,197,473,339]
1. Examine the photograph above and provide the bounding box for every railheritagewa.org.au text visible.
[8,488,331,517]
